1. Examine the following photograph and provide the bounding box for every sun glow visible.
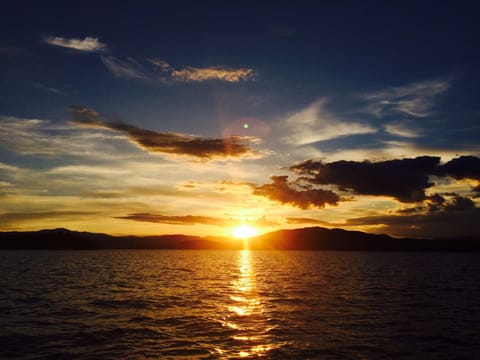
[231,225,258,239]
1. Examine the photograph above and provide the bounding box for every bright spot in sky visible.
[243,123,249,129]
[232,225,258,239]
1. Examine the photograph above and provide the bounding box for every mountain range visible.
[1,227,479,251]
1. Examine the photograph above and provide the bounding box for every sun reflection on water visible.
[217,249,276,358]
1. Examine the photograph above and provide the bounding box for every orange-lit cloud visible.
[101,56,255,83]
[150,58,255,82]
[171,66,254,82]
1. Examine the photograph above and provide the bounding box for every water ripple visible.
[1,250,480,358]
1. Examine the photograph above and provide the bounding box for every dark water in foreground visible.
[1,250,479,359]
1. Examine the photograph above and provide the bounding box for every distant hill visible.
[0,227,479,251]
[251,227,480,251]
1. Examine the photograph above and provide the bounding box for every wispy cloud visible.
[101,56,148,80]
[0,211,97,228]
[116,213,229,226]
[116,213,277,228]
[384,121,421,138]
[69,105,258,160]
[44,36,108,53]
[284,217,335,226]
[278,99,376,145]
[0,115,129,158]
[33,83,63,95]
[362,79,450,117]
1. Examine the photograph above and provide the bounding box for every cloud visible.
[101,56,255,83]
[33,83,63,95]
[101,56,148,80]
[384,121,420,138]
[362,79,450,117]
[116,213,228,226]
[398,193,477,214]
[0,115,128,158]
[0,211,97,228]
[171,66,254,82]
[252,175,340,209]
[291,156,440,203]
[69,105,257,160]
[284,217,334,226]
[116,213,277,228]
[150,58,255,82]
[346,207,480,238]
[45,36,107,53]
[436,156,480,180]
[279,99,376,145]
[290,155,480,203]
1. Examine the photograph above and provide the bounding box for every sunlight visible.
[232,224,258,239]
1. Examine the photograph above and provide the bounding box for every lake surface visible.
[1,250,479,359]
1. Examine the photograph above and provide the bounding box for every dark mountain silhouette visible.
[0,227,479,251]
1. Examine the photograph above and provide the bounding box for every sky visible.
[1,1,479,238]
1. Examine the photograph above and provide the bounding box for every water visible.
[1,250,479,359]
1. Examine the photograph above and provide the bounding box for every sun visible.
[231,225,258,239]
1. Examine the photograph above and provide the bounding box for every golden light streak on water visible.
[218,249,276,358]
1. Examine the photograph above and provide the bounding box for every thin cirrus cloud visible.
[100,56,148,80]
[362,79,450,118]
[0,115,130,158]
[44,36,108,53]
[284,217,335,226]
[101,55,255,83]
[116,213,278,228]
[278,99,376,146]
[384,121,421,138]
[69,106,258,160]
[116,213,230,226]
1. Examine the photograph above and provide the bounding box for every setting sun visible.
[231,225,259,239]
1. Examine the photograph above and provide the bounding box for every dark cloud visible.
[425,193,447,213]
[252,175,340,209]
[290,156,480,203]
[346,208,480,239]
[398,193,476,214]
[436,156,480,180]
[69,106,256,159]
[116,213,278,228]
[444,195,476,212]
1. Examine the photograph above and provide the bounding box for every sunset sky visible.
[1,2,479,238]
